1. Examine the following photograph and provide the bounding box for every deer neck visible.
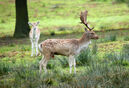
[79,33,91,45]
[76,33,91,53]
[32,27,37,39]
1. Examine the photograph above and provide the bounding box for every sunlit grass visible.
[0,0,129,87]
[0,0,129,37]
[0,39,129,87]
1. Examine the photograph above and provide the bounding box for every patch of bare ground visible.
[0,37,30,46]
[0,54,6,58]
[0,51,19,59]
[0,1,4,5]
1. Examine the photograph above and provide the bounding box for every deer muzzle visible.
[94,35,99,39]
[91,35,99,39]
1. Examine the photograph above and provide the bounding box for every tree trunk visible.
[14,0,30,38]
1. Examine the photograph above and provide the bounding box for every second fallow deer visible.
[39,10,99,74]
[28,21,40,56]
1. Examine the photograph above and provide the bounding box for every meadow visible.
[0,0,129,88]
[0,0,129,36]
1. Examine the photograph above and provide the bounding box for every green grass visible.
[0,32,129,87]
[0,0,129,87]
[0,39,129,87]
[0,0,129,37]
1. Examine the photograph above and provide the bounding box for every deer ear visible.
[28,22,32,26]
[84,28,88,32]
[36,21,40,25]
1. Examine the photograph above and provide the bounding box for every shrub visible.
[90,0,111,2]
[59,73,74,83]
[122,44,129,60]
[76,61,129,88]
[123,36,129,41]
[47,59,62,69]
[113,0,129,6]
[13,66,41,88]
[114,0,127,3]
[57,56,68,68]
[49,30,55,36]
[104,49,129,67]
[0,60,12,75]
[122,44,129,53]
[76,48,92,66]
[92,42,98,55]
[100,34,117,43]
[105,34,116,42]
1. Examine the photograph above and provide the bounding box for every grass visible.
[0,0,129,87]
[0,0,129,37]
[0,43,129,87]
[0,32,129,87]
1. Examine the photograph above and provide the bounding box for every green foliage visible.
[58,56,68,68]
[123,36,129,41]
[104,47,129,67]
[92,42,98,55]
[47,59,62,69]
[113,0,129,6]
[122,44,129,59]
[0,28,129,87]
[77,48,92,66]
[108,34,117,41]
[122,44,129,52]
[76,43,98,66]
[90,0,112,2]
[0,42,129,87]
[0,58,14,75]
[114,0,128,3]
[105,52,126,66]
[76,48,129,87]
[100,34,117,43]
[78,64,129,88]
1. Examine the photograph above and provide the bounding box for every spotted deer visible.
[39,10,99,74]
[28,21,40,56]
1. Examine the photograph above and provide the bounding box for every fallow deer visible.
[39,10,99,74]
[28,21,40,56]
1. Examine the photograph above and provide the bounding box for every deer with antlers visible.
[39,10,99,74]
[28,21,40,56]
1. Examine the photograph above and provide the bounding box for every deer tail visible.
[38,43,43,53]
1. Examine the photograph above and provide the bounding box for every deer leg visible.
[69,55,74,74]
[31,40,34,56]
[39,56,48,73]
[34,41,37,56]
[39,56,44,73]
[73,57,76,74]
[69,55,76,74]
[36,40,39,56]
[39,54,50,73]
[42,58,48,73]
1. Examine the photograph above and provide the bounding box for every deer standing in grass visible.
[28,22,40,56]
[39,10,99,74]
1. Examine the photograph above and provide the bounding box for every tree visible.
[14,0,30,38]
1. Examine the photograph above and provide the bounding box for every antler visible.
[80,10,94,31]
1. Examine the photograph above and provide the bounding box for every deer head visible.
[80,10,99,39]
[28,21,40,30]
